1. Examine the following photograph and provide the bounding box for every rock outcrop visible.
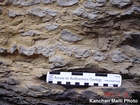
[0,0,140,105]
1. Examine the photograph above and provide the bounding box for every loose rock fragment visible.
[19,46,36,56]
[21,30,41,36]
[93,51,106,62]
[60,29,82,42]
[110,0,132,8]
[72,8,88,18]
[37,46,55,57]
[57,0,79,6]
[9,44,17,53]
[21,0,40,6]
[84,0,107,9]
[28,7,57,17]
[74,48,91,58]
[42,0,56,4]
[57,44,73,56]
[122,6,140,15]
[5,77,19,85]
[0,48,7,53]
[44,24,59,31]
[49,56,66,68]
[112,50,128,63]
[8,10,23,18]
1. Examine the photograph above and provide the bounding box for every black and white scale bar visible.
[46,71,122,87]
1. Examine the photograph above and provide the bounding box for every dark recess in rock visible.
[39,74,46,82]
[122,33,140,49]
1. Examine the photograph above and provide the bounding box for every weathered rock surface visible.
[27,7,57,17]
[8,10,24,17]
[60,29,82,42]
[37,46,55,57]
[21,30,41,36]
[9,44,17,53]
[84,0,107,8]
[44,24,59,31]
[74,48,91,58]
[57,0,79,6]
[0,0,140,105]
[19,46,36,56]
[42,0,56,4]
[93,51,106,62]
[110,0,132,8]
[49,56,67,68]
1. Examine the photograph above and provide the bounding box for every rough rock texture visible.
[0,0,140,105]
[57,0,79,6]
[60,29,83,42]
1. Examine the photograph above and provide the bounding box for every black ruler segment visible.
[72,72,83,76]
[75,82,80,86]
[95,73,107,77]
[49,71,60,74]
[57,81,61,85]
[84,83,89,86]
[103,84,108,86]
[94,83,99,86]
[113,84,118,87]
[66,82,70,85]
[48,81,52,83]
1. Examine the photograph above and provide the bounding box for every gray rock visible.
[74,48,91,58]
[87,13,97,20]
[0,48,7,53]
[84,0,97,9]
[28,7,57,17]
[9,0,40,6]
[11,0,24,5]
[60,29,82,42]
[21,0,40,6]
[131,58,140,63]
[84,0,107,9]
[9,44,17,53]
[46,8,58,16]
[57,0,79,6]
[5,77,19,85]
[93,51,105,62]
[19,46,36,56]
[49,56,66,68]
[42,0,56,4]
[37,46,55,57]
[0,89,5,95]
[28,7,47,17]
[0,7,2,14]
[106,11,120,16]
[8,10,23,18]
[26,84,49,92]
[97,0,108,4]
[21,30,41,36]
[122,6,140,15]
[112,50,128,63]
[44,24,59,31]
[72,8,88,18]
[110,0,132,8]
[0,61,3,65]
[57,44,73,56]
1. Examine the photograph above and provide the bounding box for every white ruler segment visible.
[46,71,122,87]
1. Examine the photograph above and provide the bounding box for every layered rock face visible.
[0,0,140,105]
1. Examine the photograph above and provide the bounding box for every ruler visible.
[46,71,122,87]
